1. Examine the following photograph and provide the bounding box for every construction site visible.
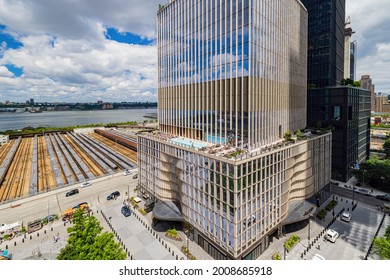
[0,129,139,203]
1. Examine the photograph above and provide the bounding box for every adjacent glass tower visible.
[138,0,331,259]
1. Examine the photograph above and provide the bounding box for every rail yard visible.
[0,129,138,203]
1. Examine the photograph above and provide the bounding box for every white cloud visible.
[1,0,389,102]
[0,0,161,102]
[347,0,390,93]
[0,65,14,77]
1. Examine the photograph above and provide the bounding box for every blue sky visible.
[104,28,155,46]
[0,0,389,102]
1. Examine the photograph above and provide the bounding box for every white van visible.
[324,229,339,243]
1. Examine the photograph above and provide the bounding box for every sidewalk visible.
[0,220,71,260]
[126,200,213,260]
[258,195,353,260]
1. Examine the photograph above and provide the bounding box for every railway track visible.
[90,133,138,164]
[0,138,30,201]
[63,134,104,176]
[0,140,14,165]
[38,136,56,192]
[18,137,33,198]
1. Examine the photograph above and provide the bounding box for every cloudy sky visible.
[0,0,389,102]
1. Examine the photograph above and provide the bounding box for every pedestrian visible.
[318,242,321,250]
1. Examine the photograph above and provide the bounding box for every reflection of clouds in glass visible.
[209,53,242,67]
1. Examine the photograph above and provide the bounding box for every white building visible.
[0,134,9,145]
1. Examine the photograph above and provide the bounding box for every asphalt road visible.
[0,171,139,225]
[312,203,385,260]
[332,185,388,207]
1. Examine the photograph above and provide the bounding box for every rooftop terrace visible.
[140,128,330,162]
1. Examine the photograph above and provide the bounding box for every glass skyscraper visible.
[301,0,345,88]
[303,0,371,182]
[138,0,331,259]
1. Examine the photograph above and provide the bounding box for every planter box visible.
[284,235,300,253]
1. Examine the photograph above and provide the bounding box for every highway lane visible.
[0,171,138,225]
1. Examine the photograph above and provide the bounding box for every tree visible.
[373,225,390,260]
[57,210,126,260]
[341,78,361,88]
[383,137,390,159]
[284,131,292,141]
[352,157,390,192]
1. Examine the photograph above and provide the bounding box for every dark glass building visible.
[302,0,371,182]
[302,0,345,88]
[307,87,371,181]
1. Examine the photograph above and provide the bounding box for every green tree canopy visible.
[383,137,390,159]
[352,157,390,192]
[341,78,362,87]
[57,210,126,260]
[373,225,390,260]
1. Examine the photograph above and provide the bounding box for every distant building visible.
[0,135,9,145]
[30,98,34,105]
[375,94,390,113]
[102,103,113,110]
[349,41,357,80]
[344,25,355,80]
[360,75,375,111]
[97,100,103,104]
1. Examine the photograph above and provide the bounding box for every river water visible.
[0,108,157,131]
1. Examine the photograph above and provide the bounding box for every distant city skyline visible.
[0,0,389,102]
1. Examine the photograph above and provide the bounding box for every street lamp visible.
[308,215,312,247]
[332,195,335,218]
[186,237,190,260]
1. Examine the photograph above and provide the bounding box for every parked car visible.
[65,189,79,197]
[44,214,57,223]
[132,174,138,179]
[354,188,370,196]
[324,229,339,243]
[80,181,92,188]
[73,202,89,211]
[107,191,120,200]
[123,170,131,176]
[340,212,351,222]
[312,254,326,260]
[121,205,131,217]
[376,194,390,202]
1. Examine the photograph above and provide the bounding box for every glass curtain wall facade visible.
[301,0,345,88]
[307,87,370,181]
[350,41,356,80]
[158,0,307,150]
[138,0,332,259]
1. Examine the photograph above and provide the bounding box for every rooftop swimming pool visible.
[170,138,209,149]
[206,135,226,144]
